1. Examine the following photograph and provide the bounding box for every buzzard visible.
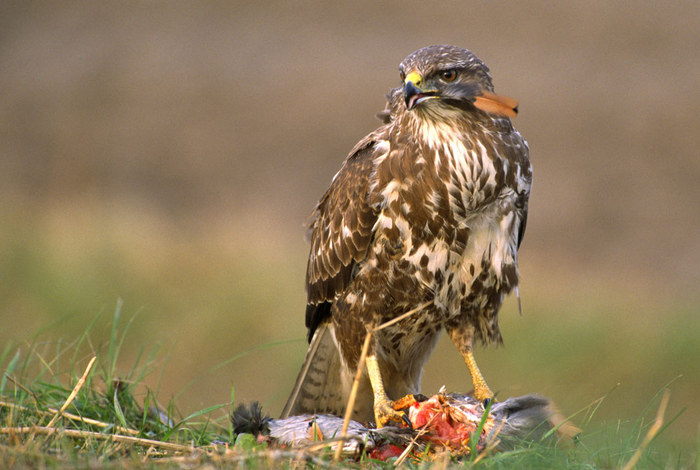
[282,45,532,427]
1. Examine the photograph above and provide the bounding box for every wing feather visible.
[305,140,380,338]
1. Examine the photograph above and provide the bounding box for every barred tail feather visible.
[280,322,346,418]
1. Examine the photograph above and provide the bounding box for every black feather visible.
[305,301,332,342]
[231,401,271,436]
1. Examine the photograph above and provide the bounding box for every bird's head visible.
[399,45,518,118]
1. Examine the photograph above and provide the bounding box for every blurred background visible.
[1,1,698,449]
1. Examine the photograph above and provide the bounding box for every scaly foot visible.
[462,348,494,405]
[392,393,425,411]
[472,381,494,404]
[373,397,410,428]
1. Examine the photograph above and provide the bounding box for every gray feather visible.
[281,322,346,418]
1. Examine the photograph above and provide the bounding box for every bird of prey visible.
[282,45,532,427]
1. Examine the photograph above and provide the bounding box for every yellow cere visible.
[404,71,423,87]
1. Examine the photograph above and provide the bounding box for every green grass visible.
[1,307,696,468]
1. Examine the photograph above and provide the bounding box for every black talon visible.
[401,411,413,429]
[413,393,429,402]
[482,397,492,408]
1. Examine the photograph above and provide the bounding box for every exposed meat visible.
[234,393,579,462]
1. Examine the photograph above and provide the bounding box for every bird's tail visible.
[280,321,347,418]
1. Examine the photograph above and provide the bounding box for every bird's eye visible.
[440,70,457,82]
[399,70,406,81]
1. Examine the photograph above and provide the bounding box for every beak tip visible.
[403,81,421,110]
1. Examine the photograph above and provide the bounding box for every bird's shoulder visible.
[305,126,389,305]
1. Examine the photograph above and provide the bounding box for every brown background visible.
[1,1,698,448]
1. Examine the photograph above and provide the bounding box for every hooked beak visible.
[403,71,438,110]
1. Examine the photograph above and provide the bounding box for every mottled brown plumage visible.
[282,45,532,426]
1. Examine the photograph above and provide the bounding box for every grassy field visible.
[2,2,699,467]
[1,304,695,468]
[1,207,698,467]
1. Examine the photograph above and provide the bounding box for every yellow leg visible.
[447,326,494,402]
[365,354,406,427]
[464,348,493,402]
